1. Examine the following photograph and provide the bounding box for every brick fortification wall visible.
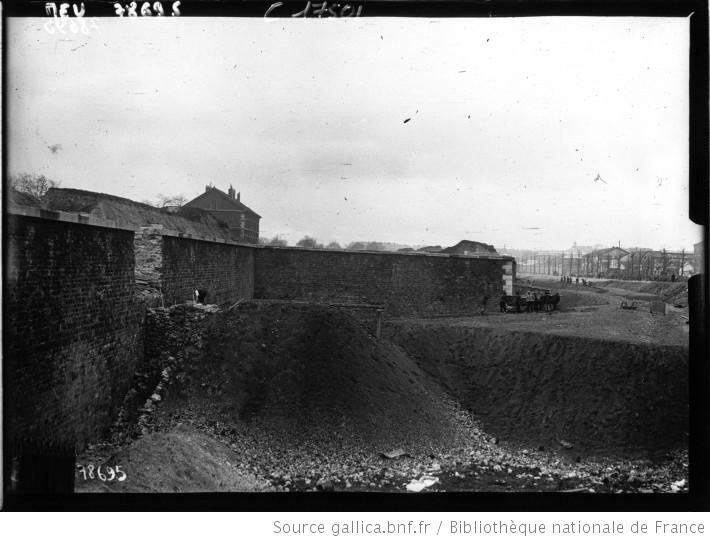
[254,247,510,317]
[5,210,144,451]
[4,201,509,469]
[145,237,509,317]
[160,235,255,306]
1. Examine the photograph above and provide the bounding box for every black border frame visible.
[2,0,708,512]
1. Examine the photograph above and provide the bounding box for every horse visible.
[540,292,561,311]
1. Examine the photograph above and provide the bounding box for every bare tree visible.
[347,241,366,250]
[661,249,669,280]
[155,193,187,207]
[267,236,288,247]
[296,236,321,249]
[680,249,686,277]
[364,241,386,251]
[10,173,59,199]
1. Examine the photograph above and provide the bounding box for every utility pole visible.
[680,248,685,277]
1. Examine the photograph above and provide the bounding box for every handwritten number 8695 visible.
[76,464,126,482]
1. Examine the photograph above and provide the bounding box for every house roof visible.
[440,239,498,255]
[183,186,261,218]
[9,188,43,208]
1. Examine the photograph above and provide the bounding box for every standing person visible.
[500,295,508,313]
[526,291,534,313]
[576,276,579,285]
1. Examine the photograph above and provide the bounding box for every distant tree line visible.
[258,236,416,252]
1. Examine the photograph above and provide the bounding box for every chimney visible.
[205,184,210,193]
[228,185,236,199]
[237,192,240,202]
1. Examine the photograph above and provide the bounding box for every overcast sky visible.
[7,16,700,250]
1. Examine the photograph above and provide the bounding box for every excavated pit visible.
[77,300,690,492]
[164,301,687,458]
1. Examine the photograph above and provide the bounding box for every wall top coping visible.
[154,228,514,262]
[9,208,514,263]
[256,244,515,261]
[8,205,135,232]
[153,228,257,248]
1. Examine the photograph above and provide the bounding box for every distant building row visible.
[518,245,701,280]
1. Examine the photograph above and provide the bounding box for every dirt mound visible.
[598,280,689,306]
[386,323,689,457]
[171,303,473,455]
[76,425,271,492]
[556,291,610,310]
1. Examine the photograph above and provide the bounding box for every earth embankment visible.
[182,302,475,455]
[386,322,688,456]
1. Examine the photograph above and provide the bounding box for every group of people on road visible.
[560,275,594,287]
[499,289,560,313]
[523,290,546,312]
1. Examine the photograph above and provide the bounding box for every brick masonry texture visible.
[254,247,511,317]
[4,215,510,455]
[160,236,255,306]
[5,214,144,451]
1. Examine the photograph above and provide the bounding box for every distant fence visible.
[516,250,695,281]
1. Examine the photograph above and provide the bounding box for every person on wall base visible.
[194,288,208,304]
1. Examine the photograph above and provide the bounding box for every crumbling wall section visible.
[134,226,164,287]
